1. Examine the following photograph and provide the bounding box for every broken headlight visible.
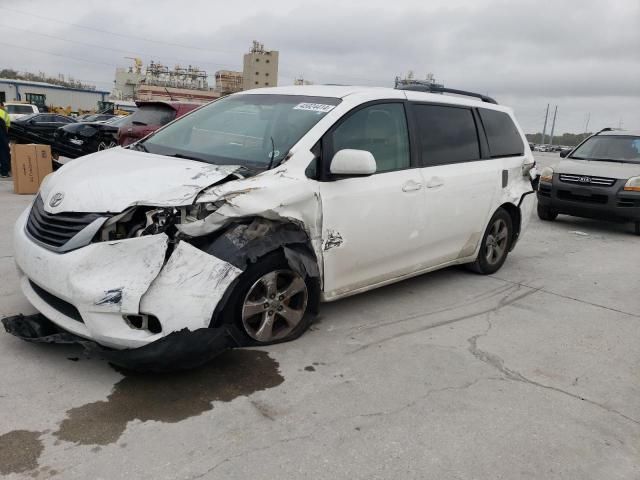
[99,203,220,242]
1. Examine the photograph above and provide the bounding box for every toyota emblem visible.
[578,176,591,183]
[49,193,64,208]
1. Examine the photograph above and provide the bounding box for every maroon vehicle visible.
[117,101,201,147]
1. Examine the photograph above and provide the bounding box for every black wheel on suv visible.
[468,208,513,275]
[220,252,315,346]
[634,221,640,236]
[537,203,558,221]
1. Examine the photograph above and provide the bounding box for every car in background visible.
[4,103,39,121]
[559,146,573,156]
[117,101,201,147]
[52,116,130,163]
[537,129,640,234]
[78,114,116,123]
[8,113,76,144]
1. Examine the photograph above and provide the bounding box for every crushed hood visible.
[556,159,640,180]
[41,148,240,213]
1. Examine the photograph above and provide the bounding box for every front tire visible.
[221,252,314,346]
[537,203,558,221]
[469,208,513,275]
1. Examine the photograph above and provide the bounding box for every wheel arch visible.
[498,202,521,251]
[186,217,321,329]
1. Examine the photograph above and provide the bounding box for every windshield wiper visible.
[267,136,277,170]
[130,143,148,152]
[171,152,208,163]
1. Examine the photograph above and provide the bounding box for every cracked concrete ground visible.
[0,152,638,479]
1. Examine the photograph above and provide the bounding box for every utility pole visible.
[549,105,558,146]
[584,113,590,136]
[541,104,549,145]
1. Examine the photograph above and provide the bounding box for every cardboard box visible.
[10,144,53,194]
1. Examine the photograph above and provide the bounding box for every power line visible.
[0,5,237,55]
[0,40,118,69]
[0,22,242,71]
[0,7,387,87]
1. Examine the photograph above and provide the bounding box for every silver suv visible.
[537,129,640,234]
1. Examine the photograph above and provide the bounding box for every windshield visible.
[6,105,34,114]
[142,94,341,168]
[570,135,640,164]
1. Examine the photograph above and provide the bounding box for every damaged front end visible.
[7,160,323,371]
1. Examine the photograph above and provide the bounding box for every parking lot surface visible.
[0,152,638,479]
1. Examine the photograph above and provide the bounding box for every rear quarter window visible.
[131,105,177,126]
[479,109,524,158]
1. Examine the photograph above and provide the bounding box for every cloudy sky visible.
[1,0,638,134]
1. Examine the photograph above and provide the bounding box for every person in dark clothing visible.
[0,103,10,178]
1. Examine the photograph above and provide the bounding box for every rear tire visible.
[634,221,640,236]
[537,203,558,221]
[468,208,513,275]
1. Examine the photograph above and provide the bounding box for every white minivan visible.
[7,86,535,366]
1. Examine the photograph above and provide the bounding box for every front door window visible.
[330,103,410,173]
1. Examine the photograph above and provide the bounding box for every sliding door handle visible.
[426,177,444,188]
[402,180,423,192]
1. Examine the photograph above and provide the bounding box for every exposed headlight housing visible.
[99,203,220,242]
[623,176,640,192]
[539,166,554,183]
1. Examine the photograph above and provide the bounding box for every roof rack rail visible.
[395,84,498,104]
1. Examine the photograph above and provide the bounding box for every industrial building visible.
[215,70,243,95]
[243,41,279,90]
[0,78,109,112]
[111,41,279,102]
[113,59,219,102]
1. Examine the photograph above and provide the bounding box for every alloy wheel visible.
[484,218,509,265]
[241,269,308,342]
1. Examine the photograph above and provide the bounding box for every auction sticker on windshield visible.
[293,103,336,113]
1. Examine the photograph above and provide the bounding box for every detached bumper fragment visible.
[2,313,242,372]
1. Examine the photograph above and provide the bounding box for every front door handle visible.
[426,177,444,188]
[402,180,423,192]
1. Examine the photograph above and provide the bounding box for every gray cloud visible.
[1,0,638,132]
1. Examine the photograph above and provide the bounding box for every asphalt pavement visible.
[0,152,638,479]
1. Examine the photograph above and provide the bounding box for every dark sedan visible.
[53,116,130,162]
[9,113,77,145]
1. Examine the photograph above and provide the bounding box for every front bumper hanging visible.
[2,313,243,372]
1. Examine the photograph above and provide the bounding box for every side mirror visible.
[329,149,376,176]
[560,150,570,158]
